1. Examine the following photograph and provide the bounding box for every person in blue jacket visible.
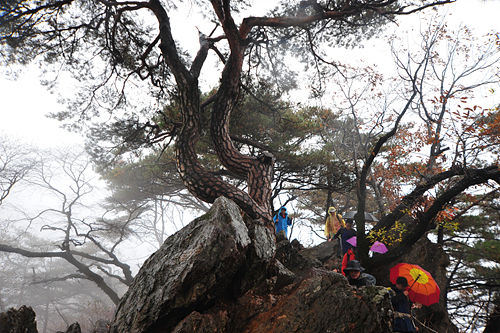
[274,207,292,237]
[390,277,418,332]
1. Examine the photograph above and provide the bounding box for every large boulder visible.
[59,323,82,333]
[300,240,337,264]
[168,269,393,333]
[111,197,253,333]
[274,231,322,278]
[299,239,342,271]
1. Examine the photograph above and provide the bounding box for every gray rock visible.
[63,323,82,333]
[300,240,337,263]
[92,319,110,333]
[111,197,251,333]
[232,268,394,333]
[171,310,228,333]
[275,234,322,278]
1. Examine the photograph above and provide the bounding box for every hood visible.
[279,207,287,214]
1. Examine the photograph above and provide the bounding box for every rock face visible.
[274,229,322,279]
[110,197,394,333]
[61,323,82,333]
[0,305,38,333]
[239,269,393,333]
[111,196,257,333]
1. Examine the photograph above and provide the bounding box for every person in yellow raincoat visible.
[324,207,345,258]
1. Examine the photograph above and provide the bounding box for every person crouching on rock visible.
[343,260,376,288]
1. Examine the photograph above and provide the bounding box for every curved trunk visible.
[152,0,275,225]
[211,54,275,219]
[174,83,272,221]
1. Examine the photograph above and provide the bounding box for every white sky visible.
[0,73,83,147]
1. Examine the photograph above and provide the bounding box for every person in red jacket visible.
[341,248,356,276]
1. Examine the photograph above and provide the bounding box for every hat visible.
[329,207,336,212]
[343,260,365,273]
[396,276,409,287]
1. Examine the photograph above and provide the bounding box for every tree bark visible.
[150,0,276,226]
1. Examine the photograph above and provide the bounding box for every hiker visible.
[341,247,356,276]
[325,206,345,257]
[334,219,357,255]
[274,207,293,237]
[343,260,376,287]
[325,207,345,240]
[390,277,418,332]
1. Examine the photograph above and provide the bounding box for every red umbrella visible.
[390,263,440,306]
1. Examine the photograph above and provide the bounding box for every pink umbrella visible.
[347,236,357,246]
[370,241,388,254]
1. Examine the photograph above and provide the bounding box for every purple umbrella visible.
[347,236,357,247]
[370,241,388,254]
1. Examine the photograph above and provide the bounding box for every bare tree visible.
[0,134,37,206]
[366,19,500,264]
[0,247,116,333]
[0,148,136,305]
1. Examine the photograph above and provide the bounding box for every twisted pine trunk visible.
[151,0,275,228]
